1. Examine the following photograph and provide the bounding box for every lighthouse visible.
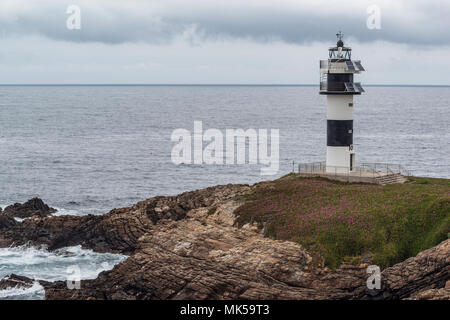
[320,31,365,173]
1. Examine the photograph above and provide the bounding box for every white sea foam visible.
[0,245,127,300]
[52,207,82,216]
[0,203,27,221]
[0,281,45,300]
[1,203,117,299]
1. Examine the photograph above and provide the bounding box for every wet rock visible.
[0,274,35,290]
[0,213,17,230]
[3,198,57,218]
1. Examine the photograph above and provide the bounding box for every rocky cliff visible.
[0,183,448,300]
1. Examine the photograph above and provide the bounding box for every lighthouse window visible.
[348,103,353,107]
[348,129,353,134]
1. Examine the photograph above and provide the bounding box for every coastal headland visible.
[0,175,449,300]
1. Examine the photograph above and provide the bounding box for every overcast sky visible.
[0,0,449,85]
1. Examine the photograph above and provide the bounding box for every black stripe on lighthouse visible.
[327,120,353,146]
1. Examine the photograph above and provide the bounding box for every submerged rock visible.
[3,198,57,219]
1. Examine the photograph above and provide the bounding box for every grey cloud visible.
[1,0,449,46]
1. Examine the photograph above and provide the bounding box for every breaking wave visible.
[0,245,127,300]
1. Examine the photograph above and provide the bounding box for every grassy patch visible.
[234,176,450,269]
[207,207,217,216]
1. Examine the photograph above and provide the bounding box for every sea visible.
[0,85,449,299]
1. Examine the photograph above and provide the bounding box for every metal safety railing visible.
[358,163,411,177]
[298,161,411,178]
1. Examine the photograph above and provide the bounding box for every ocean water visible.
[1,85,448,215]
[0,85,449,299]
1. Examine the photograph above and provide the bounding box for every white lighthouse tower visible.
[320,32,365,173]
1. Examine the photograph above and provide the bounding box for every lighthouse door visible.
[350,154,355,171]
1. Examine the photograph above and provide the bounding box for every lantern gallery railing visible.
[319,81,364,93]
[320,60,364,74]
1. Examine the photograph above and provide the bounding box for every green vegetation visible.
[234,175,450,269]
[207,206,217,216]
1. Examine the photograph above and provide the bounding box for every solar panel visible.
[345,61,355,71]
[354,61,365,71]
[344,82,355,92]
[354,83,365,93]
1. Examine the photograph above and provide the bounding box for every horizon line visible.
[0,84,449,87]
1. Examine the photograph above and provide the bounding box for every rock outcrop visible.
[0,274,35,291]
[0,185,249,254]
[406,280,450,300]
[377,239,450,300]
[43,209,449,300]
[3,198,56,218]
[0,213,17,230]
[0,184,448,300]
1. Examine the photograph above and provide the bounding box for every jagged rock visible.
[0,213,17,230]
[406,287,450,300]
[3,198,57,218]
[375,239,450,300]
[44,232,449,301]
[0,184,250,254]
[0,274,35,290]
